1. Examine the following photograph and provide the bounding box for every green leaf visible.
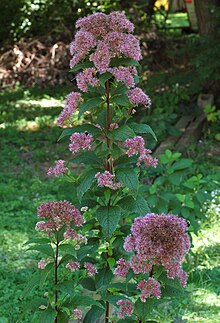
[116,168,139,191]
[58,124,102,141]
[105,294,127,305]
[72,151,102,165]
[70,61,94,72]
[24,238,50,245]
[96,206,121,237]
[134,298,155,319]
[95,267,114,290]
[18,298,47,320]
[107,257,116,268]
[40,263,54,287]
[112,94,131,107]
[83,305,105,323]
[107,125,135,141]
[39,308,57,323]
[21,273,41,297]
[27,244,54,257]
[118,195,150,215]
[80,277,96,291]
[129,123,157,141]
[110,57,139,67]
[112,83,127,96]
[78,97,104,118]
[99,72,112,88]
[135,195,151,215]
[56,280,76,296]
[59,244,77,257]
[172,159,193,170]
[77,168,97,201]
[68,295,100,307]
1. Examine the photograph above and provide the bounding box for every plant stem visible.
[105,80,111,172]
[55,232,59,322]
[105,300,110,323]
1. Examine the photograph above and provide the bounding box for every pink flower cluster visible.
[110,66,136,87]
[137,278,161,302]
[123,213,190,286]
[57,92,82,127]
[116,299,134,319]
[35,201,84,235]
[127,87,151,107]
[66,260,80,272]
[69,132,93,154]
[84,262,98,276]
[76,68,99,92]
[114,258,130,277]
[64,227,87,244]
[95,171,123,190]
[66,260,97,277]
[72,308,83,319]
[70,12,141,70]
[47,160,68,177]
[124,136,158,167]
[38,259,48,270]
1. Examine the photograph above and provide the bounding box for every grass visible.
[0,85,219,322]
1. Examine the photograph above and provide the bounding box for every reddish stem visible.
[54,232,59,322]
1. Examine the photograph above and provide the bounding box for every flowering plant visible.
[24,12,190,322]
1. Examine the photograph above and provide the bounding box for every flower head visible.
[69,132,93,154]
[127,87,151,107]
[83,262,98,276]
[37,201,84,233]
[123,213,190,286]
[76,68,99,92]
[116,299,134,319]
[47,160,68,177]
[137,278,161,302]
[38,259,48,270]
[66,260,80,272]
[57,92,82,127]
[114,258,130,277]
[72,308,83,319]
[95,171,123,190]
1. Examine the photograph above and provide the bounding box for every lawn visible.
[0,86,219,322]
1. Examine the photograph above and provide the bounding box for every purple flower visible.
[47,160,68,177]
[83,262,97,276]
[69,132,93,154]
[95,171,123,190]
[36,201,84,233]
[123,213,190,286]
[72,308,83,319]
[116,299,134,318]
[114,258,130,277]
[76,68,99,92]
[57,92,82,127]
[137,278,161,302]
[66,260,80,272]
[127,87,151,107]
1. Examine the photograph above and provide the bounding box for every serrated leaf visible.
[134,298,155,319]
[135,196,150,215]
[99,72,112,88]
[78,97,104,118]
[39,308,57,323]
[21,273,41,297]
[27,244,54,257]
[116,168,139,190]
[72,151,102,165]
[58,124,102,141]
[59,244,76,257]
[56,280,76,296]
[24,238,50,245]
[112,94,131,107]
[70,61,94,72]
[77,168,97,200]
[96,206,121,237]
[110,57,139,67]
[80,277,96,291]
[107,125,135,141]
[129,123,157,141]
[95,267,114,290]
[83,305,105,323]
[112,83,128,96]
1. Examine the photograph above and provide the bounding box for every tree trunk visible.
[194,0,220,36]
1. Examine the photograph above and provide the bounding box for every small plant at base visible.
[24,12,191,322]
